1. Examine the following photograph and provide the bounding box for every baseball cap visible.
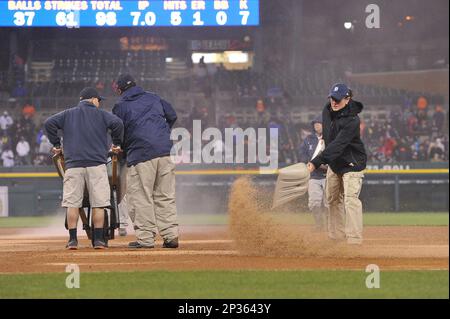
[328,83,351,101]
[311,114,322,125]
[116,74,136,91]
[79,87,105,101]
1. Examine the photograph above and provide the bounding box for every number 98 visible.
[96,12,117,26]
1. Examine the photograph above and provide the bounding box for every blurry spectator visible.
[1,135,12,150]
[225,113,237,128]
[22,102,36,118]
[415,144,428,161]
[15,136,31,165]
[188,106,209,130]
[403,95,413,112]
[417,119,431,136]
[12,122,25,144]
[38,134,52,155]
[385,124,399,139]
[256,98,265,121]
[36,128,44,146]
[416,96,428,112]
[428,138,446,162]
[111,80,118,94]
[383,137,397,160]
[33,154,51,166]
[1,146,14,167]
[19,114,35,142]
[95,80,105,94]
[416,108,428,122]
[0,111,13,134]
[12,81,27,97]
[394,138,412,161]
[432,105,446,133]
[406,112,419,135]
[390,108,402,129]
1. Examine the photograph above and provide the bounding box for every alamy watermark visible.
[170,120,279,170]
[65,264,80,289]
[365,264,381,289]
[365,4,380,29]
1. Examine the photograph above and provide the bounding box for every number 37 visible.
[14,12,35,26]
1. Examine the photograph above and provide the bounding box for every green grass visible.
[363,212,449,226]
[0,212,448,228]
[0,216,58,228]
[0,270,447,299]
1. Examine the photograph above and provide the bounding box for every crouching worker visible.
[44,87,123,249]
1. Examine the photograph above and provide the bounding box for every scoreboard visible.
[0,0,259,27]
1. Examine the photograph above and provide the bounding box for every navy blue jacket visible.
[299,133,326,179]
[44,101,124,169]
[112,86,177,167]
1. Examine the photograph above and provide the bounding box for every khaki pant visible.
[62,164,110,208]
[127,156,178,246]
[118,163,129,227]
[326,168,364,243]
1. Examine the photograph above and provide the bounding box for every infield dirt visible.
[0,177,448,274]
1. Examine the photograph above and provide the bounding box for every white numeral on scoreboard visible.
[193,11,204,26]
[171,12,182,25]
[96,12,116,26]
[216,11,227,25]
[131,11,156,26]
[145,12,156,26]
[239,11,250,25]
[130,11,141,25]
[14,12,35,26]
[106,12,117,26]
[24,12,35,26]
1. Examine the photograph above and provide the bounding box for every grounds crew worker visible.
[299,114,328,232]
[45,87,123,250]
[307,83,367,245]
[113,74,179,249]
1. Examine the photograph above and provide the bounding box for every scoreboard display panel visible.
[0,0,259,27]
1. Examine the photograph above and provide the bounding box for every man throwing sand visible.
[307,84,367,245]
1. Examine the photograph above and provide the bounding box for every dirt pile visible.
[228,177,347,257]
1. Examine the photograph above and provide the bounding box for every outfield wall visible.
[0,163,448,216]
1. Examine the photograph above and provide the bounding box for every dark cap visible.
[311,114,322,125]
[116,74,136,91]
[79,87,105,101]
[328,83,351,101]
